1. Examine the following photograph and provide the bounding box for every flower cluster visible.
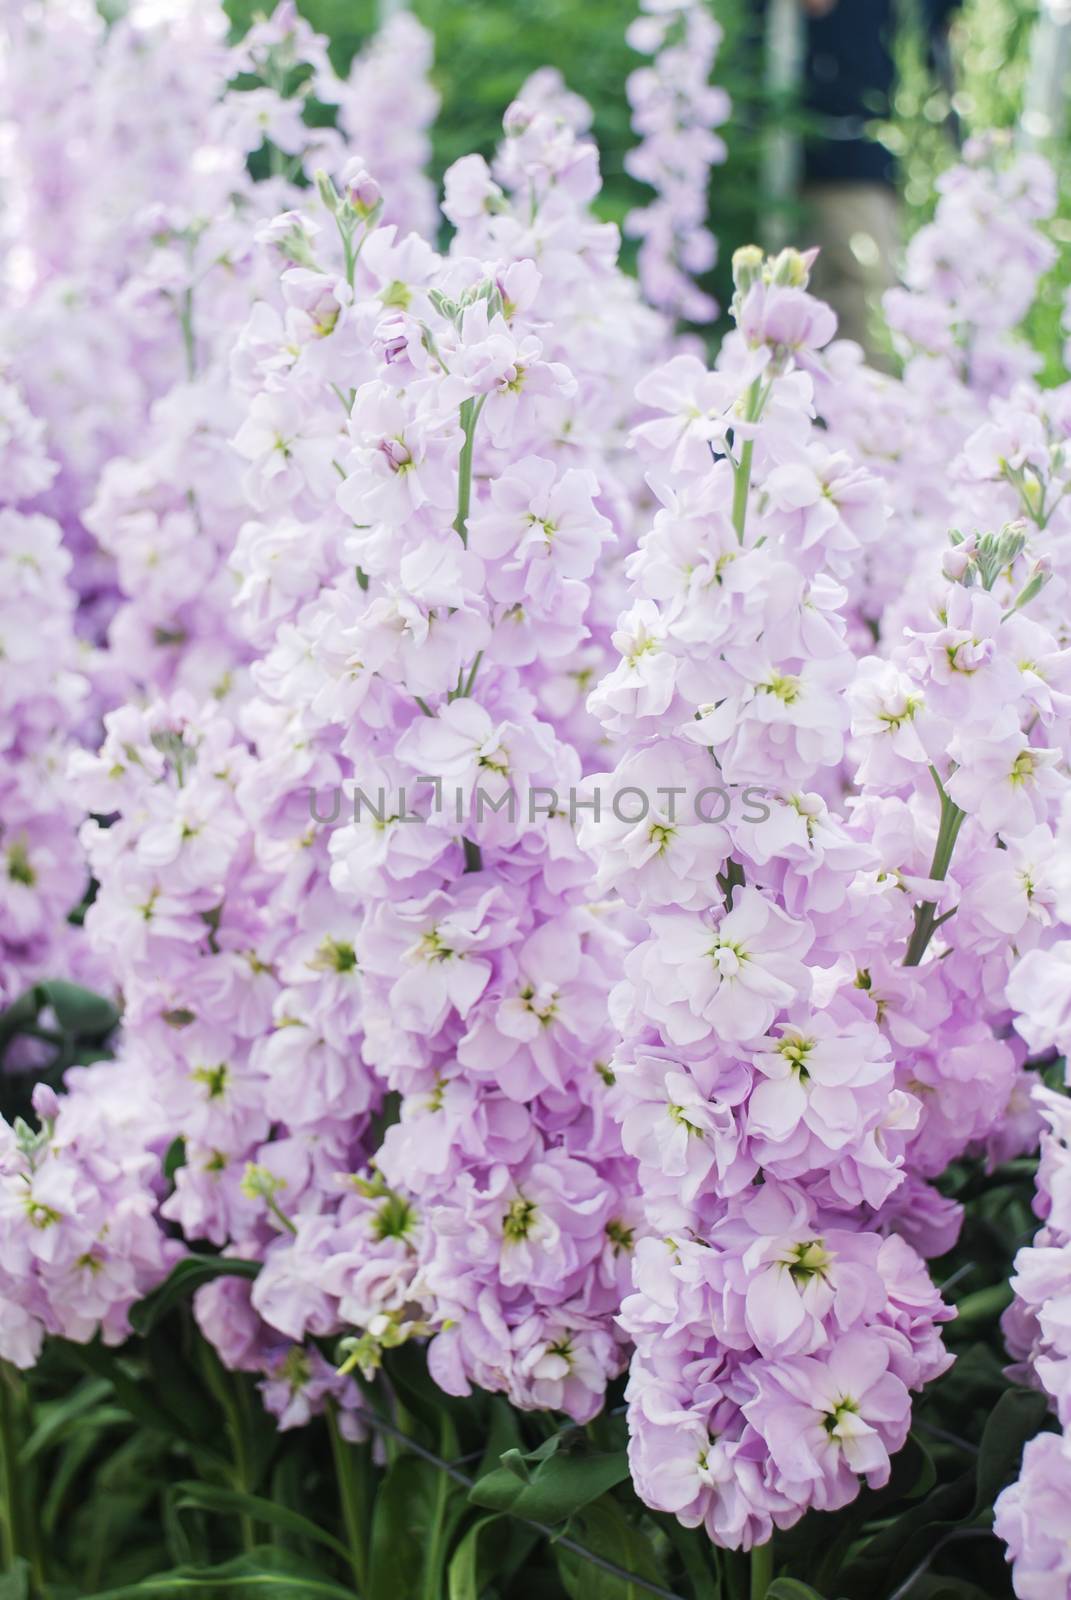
[6,4,1071,1583]
[66,690,377,1431]
[624,0,729,323]
[883,136,1055,399]
[819,138,1058,633]
[995,1088,1071,1597]
[621,1195,950,1546]
[580,245,974,1547]
[72,1,439,707]
[220,91,676,1425]
[0,1078,178,1368]
[581,219,1071,1551]
[0,379,92,1010]
[37,78,673,1433]
[830,137,1071,1600]
[0,0,235,630]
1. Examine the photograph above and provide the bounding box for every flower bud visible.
[1007,556,1052,616]
[241,1162,286,1202]
[770,246,815,288]
[995,519,1028,568]
[31,1084,60,1124]
[731,244,764,296]
[942,545,972,581]
[503,100,533,137]
[346,170,381,216]
[315,169,340,214]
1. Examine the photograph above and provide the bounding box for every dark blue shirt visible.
[803,0,960,186]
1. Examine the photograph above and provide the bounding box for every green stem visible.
[199,1350,256,1553]
[422,1449,450,1600]
[180,286,196,380]
[731,379,764,543]
[731,437,754,540]
[0,1366,20,1574]
[723,1550,749,1600]
[0,1364,45,1596]
[451,650,483,702]
[225,1387,256,1553]
[904,766,966,968]
[750,1538,774,1600]
[453,396,485,545]
[326,1402,368,1595]
[266,1195,298,1236]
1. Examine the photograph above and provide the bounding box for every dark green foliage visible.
[0,979,120,1121]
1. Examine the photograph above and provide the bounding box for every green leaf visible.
[423,1412,464,1600]
[171,1481,354,1566]
[77,1547,358,1598]
[0,978,121,1055]
[0,989,40,1046]
[128,1254,260,1335]
[498,1447,532,1483]
[448,1513,501,1600]
[838,1474,972,1596]
[905,1580,996,1600]
[36,979,120,1038]
[469,1443,629,1524]
[18,1377,113,1463]
[367,1455,464,1600]
[554,1499,667,1600]
[477,1397,524,1479]
[768,1582,827,1600]
[649,1513,720,1600]
[944,1283,1014,1336]
[972,1388,1050,1514]
[0,1560,30,1600]
[60,1341,229,1470]
[78,1426,181,1582]
[366,1089,401,1150]
[42,1412,127,1534]
[163,1136,187,1183]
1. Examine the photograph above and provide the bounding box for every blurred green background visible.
[225,0,1067,369]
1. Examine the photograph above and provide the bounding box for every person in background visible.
[800,0,961,361]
